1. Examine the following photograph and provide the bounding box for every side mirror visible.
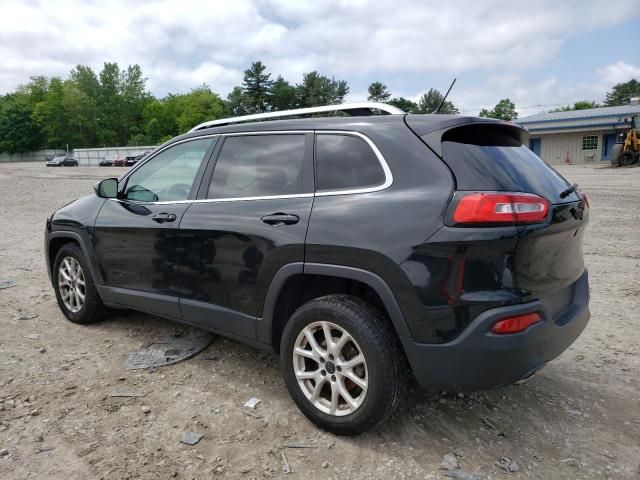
[95,178,119,198]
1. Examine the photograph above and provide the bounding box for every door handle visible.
[152,213,177,223]
[261,213,300,226]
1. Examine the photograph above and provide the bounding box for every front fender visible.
[45,194,106,284]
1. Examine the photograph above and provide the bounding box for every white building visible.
[518,102,640,165]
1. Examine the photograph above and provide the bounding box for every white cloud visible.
[446,74,612,118]
[597,61,640,86]
[0,0,638,104]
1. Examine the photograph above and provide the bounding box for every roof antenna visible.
[434,78,457,114]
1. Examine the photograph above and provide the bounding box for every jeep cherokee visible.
[44,103,590,435]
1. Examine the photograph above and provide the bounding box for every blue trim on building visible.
[520,111,637,125]
[526,122,620,133]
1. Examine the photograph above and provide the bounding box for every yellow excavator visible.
[611,113,640,167]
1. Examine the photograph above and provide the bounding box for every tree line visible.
[548,80,639,112]
[0,60,637,154]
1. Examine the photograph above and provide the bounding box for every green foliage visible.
[604,79,640,106]
[367,81,391,102]
[4,58,635,154]
[226,86,250,116]
[415,88,459,114]
[550,100,600,112]
[167,85,226,133]
[271,76,297,111]
[242,61,273,113]
[388,97,418,113]
[296,71,350,107]
[142,98,178,143]
[0,93,43,153]
[227,63,350,114]
[128,133,148,146]
[479,98,518,121]
[0,59,355,152]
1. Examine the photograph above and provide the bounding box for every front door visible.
[602,133,617,162]
[93,136,217,318]
[178,133,314,339]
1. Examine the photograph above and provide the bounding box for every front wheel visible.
[280,295,406,435]
[53,243,107,324]
[620,151,635,166]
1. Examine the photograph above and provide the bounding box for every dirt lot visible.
[0,162,638,480]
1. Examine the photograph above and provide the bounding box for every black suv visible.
[45,104,590,435]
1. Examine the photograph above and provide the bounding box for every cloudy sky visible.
[1,0,639,116]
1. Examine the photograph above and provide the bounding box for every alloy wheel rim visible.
[293,321,368,416]
[58,256,86,313]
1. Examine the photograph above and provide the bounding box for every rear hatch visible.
[409,120,588,307]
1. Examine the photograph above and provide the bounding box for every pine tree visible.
[242,61,273,113]
[415,88,458,114]
[367,81,391,102]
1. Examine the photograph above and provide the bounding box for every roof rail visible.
[188,102,405,132]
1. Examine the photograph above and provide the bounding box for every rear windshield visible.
[439,125,578,203]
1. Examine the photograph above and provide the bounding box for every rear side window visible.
[315,134,385,192]
[439,125,576,203]
[208,135,306,199]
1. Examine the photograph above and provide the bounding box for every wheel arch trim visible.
[47,231,97,283]
[258,262,410,345]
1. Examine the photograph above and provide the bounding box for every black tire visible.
[610,144,623,167]
[620,151,635,166]
[52,243,107,324]
[280,294,407,435]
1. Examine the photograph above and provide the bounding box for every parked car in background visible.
[46,155,78,167]
[125,151,150,167]
[100,154,125,166]
[112,155,127,167]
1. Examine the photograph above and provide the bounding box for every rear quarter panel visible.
[305,122,455,324]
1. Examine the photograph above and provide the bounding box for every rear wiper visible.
[559,183,578,199]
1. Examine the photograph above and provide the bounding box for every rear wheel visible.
[280,295,406,435]
[53,243,107,324]
[610,144,623,167]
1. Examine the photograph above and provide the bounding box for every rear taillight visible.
[453,192,549,225]
[491,312,542,334]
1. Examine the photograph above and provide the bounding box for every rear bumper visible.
[402,270,590,391]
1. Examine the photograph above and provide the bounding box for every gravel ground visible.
[0,162,638,480]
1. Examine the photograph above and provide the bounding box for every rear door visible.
[93,137,216,317]
[178,132,314,339]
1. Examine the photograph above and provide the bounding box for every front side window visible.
[582,135,598,151]
[124,138,213,202]
[208,135,306,199]
[315,134,385,192]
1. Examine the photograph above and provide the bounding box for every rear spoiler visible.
[405,116,529,157]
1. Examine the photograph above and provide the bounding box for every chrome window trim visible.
[220,130,310,136]
[313,130,393,197]
[196,193,315,204]
[112,192,316,206]
[115,130,392,206]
